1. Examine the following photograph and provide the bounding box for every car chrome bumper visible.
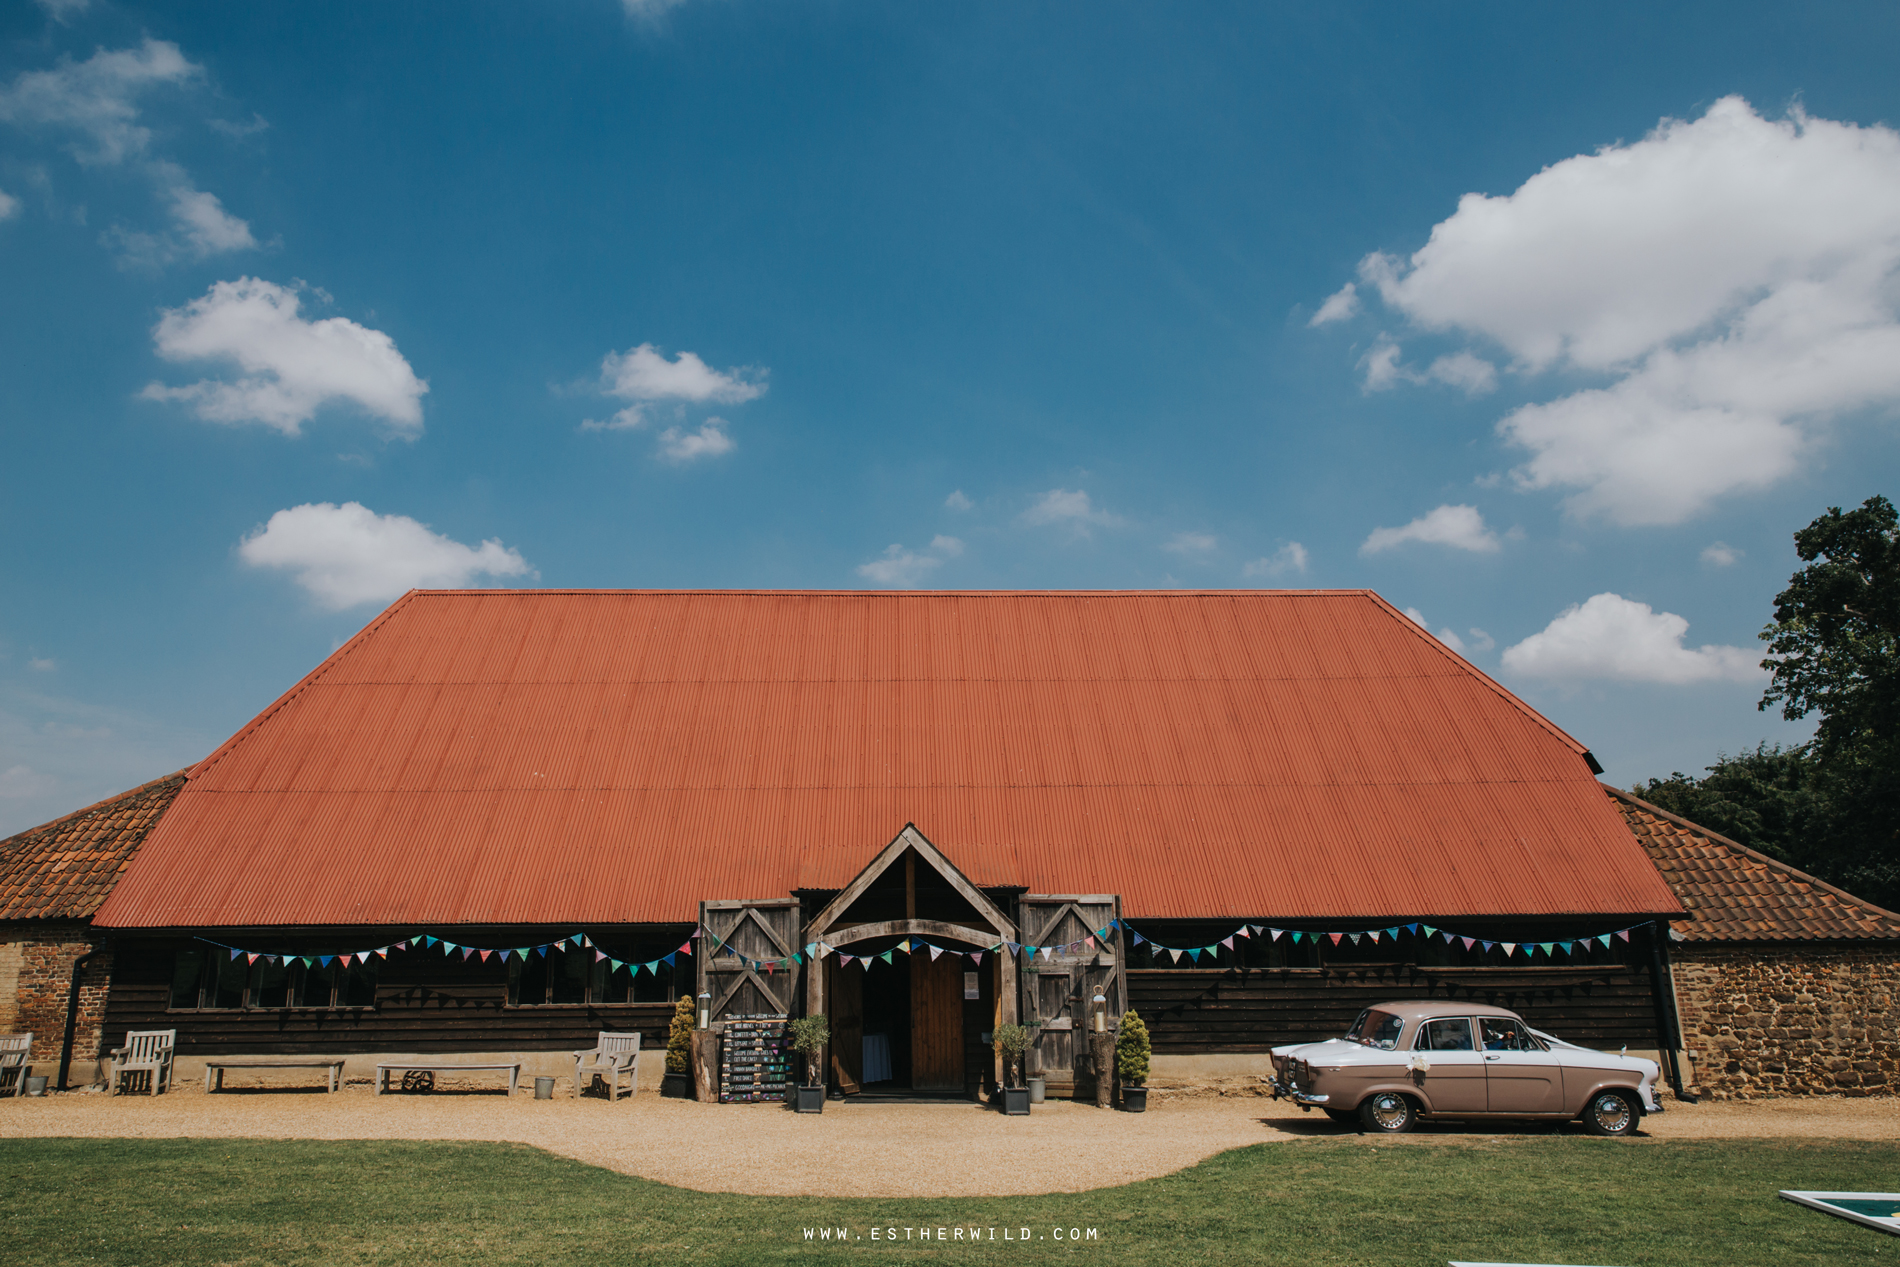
[1265,1076,1328,1105]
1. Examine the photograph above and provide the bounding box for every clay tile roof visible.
[1607,785,1900,942]
[0,771,188,921]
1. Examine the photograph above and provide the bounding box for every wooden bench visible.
[0,1032,32,1097]
[204,1060,346,1094]
[374,1062,521,1095]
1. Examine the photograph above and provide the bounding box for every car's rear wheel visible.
[1358,1091,1417,1134]
[1322,1107,1356,1124]
[1581,1089,1638,1137]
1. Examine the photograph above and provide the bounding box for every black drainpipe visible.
[1645,920,1696,1103]
[57,945,100,1091]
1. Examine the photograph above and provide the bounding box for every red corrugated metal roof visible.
[93,590,1683,928]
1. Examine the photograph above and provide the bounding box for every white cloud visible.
[587,343,763,457]
[857,545,942,586]
[1164,531,1217,554]
[945,489,973,511]
[623,0,689,16]
[1360,504,1501,555]
[1501,592,1760,684]
[238,502,534,610]
[142,278,427,437]
[1345,97,1900,526]
[0,189,17,220]
[1701,541,1743,567]
[657,418,735,461]
[0,39,196,165]
[1021,488,1118,532]
[1243,542,1309,578]
[1309,282,1360,326]
[35,0,92,21]
[856,534,965,586]
[1466,627,1495,653]
[1360,336,1496,395]
[1401,607,1468,654]
[600,343,764,412]
[0,765,57,799]
[28,658,55,672]
[0,40,257,265]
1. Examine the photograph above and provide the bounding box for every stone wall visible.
[1672,942,1900,1098]
[0,922,112,1079]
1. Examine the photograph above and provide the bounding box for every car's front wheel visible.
[1580,1089,1639,1137]
[1358,1091,1417,1134]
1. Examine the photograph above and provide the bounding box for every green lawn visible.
[1,1136,1895,1266]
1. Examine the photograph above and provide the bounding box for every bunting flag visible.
[1220,936,1234,950]
[879,951,893,964]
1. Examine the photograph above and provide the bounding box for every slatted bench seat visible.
[204,1060,346,1093]
[374,1062,521,1095]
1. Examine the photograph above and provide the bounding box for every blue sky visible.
[4,0,1899,833]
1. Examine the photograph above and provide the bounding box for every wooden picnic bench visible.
[0,1032,33,1097]
[204,1060,346,1093]
[374,1062,521,1095]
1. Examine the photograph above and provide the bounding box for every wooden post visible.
[692,1029,718,1103]
[1092,1031,1113,1108]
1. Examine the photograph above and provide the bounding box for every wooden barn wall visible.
[1125,922,1667,1053]
[102,931,692,1058]
[1129,965,1664,1052]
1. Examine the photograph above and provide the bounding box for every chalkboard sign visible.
[719,1014,792,1103]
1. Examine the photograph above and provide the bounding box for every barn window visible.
[506,946,678,1005]
[167,947,378,1010]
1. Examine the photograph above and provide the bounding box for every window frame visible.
[165,946,380,1013]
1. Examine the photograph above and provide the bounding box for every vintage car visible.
[1266,1001,1663,1136]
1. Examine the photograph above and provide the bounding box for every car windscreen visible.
[1345,1009,1404,1049]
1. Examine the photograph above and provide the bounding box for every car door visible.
[1412,1017,1487,1113]
[1479,1016,1563,1113]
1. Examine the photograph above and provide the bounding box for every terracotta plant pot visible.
[795,1084,825,1114]
[1001,1086,1031,1116]
[1121,1085,1147,1112]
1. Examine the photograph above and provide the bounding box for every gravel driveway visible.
[2,1084,1893,1198]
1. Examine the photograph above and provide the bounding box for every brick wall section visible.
[1673,943,1900,1098]
[3,922,113,1070]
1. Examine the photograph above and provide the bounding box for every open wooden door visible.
[698,899,802,1024]
[826,956,864,1094]
[910,950,965,1092]
[1019,895,1124,1097]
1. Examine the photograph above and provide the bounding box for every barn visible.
[85,588,1690,1098]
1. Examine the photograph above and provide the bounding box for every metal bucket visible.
[534,1076,555,1100]
[1027,1076,1045,1104]
[23,1076,48,1097]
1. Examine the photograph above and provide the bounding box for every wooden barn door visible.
[910,950,965,1092]
[826,956,864,1094]
[698,899,803,1024]
[1019,895,1124,1096]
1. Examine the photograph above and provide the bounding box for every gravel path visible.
[2,1085,1894,1198]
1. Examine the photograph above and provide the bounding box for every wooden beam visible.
[818,918,999,949]
[805,825,1016,943]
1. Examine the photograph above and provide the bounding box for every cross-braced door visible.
[699,899,803,1024]
[1019,894,1124,1094]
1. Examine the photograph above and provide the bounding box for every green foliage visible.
[991,1022,1031,1087]
[1638,497,1900,911]
[665,994,695,1075]
[1115,1009,1151,1085]
[787,1015,830,1085]
[3,1135,1895,1265]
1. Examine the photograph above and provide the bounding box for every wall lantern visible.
[698,991,711,1029]
[1092,992,1108,1032]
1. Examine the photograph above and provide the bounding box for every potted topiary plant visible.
[786,1014,830,1114]
[993,1023,1032,1115]
[662,994,695,1098]
[1116,1008,1151,1112]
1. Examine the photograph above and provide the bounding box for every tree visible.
[1635,497,1900,912]
[1757,495,1900,907]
